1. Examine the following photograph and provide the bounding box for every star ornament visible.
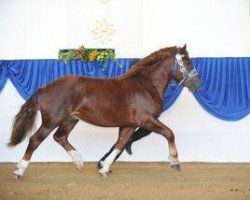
[98,0,111,4]
[92,19,116,44]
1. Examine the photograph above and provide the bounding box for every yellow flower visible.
[88,50,98,61]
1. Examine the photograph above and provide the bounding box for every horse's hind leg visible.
[97,127,151,171]
[13,125,53,179]
[97,127,123,170]
[53,116,83,170]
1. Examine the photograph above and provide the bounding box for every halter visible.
[171,54,198,86]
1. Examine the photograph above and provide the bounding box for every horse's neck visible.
[139,59,173,99]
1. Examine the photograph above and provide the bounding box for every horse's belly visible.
[73,105,125,127]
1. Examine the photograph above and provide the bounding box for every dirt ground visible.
[0,162,250,200]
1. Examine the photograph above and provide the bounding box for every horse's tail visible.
[8,91,40,147]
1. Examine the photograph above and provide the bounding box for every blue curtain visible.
[0,61,8,93]
[162,81,183,111]
[6,59,133,100]
[0,58,249,121]
[193,58,250,121]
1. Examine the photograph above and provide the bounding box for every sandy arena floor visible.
[0,162,250,200]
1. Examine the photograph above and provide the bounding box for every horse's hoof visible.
[97,161,112,173]
[171,164,181,171]
[13,169,23,179]
[14,174,21,180]
[13,170,22,180]
[75,162,84,170]
[125,144,133,155]
[99,171,110,178]
[69,150,84,170]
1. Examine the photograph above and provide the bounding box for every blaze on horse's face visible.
[174,45,200,93]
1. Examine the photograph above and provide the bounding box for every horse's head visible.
[171,44,200,93]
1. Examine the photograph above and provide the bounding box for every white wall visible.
[143,0,250,57]
[0,0,250,163]
[0,0,144,58]
[1,0,249,59]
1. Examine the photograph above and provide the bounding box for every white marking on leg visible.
[99,148,121,175]
[68,150,84,170]
[168,155,180,165]
[13,159,30,177]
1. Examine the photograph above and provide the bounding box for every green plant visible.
[58,46,115,64]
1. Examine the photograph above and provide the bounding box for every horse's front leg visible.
[142,117,181,171]
[98,127,136,177]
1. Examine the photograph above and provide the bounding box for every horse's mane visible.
[123,46,177,77]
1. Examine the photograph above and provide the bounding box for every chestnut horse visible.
[9,45,200,178]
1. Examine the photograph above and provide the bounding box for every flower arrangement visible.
[58,46,115,63]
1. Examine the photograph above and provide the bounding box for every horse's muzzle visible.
[184,76,200,93]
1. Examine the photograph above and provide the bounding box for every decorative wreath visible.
[58,46,115,63]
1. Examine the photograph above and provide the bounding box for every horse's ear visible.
[180,44,187,53]
[178,44,187,56]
